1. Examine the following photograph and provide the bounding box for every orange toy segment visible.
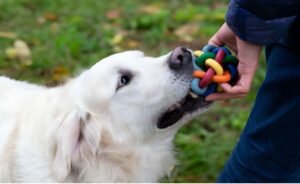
[193,70,231,83]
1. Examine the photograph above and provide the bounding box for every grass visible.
[0,0,266,182]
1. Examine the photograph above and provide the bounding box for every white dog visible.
[0,47,210,182]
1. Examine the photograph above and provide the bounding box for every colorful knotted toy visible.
[191,44,239,96]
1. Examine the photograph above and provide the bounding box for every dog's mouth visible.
[157,91,211,129]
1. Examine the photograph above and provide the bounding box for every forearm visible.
[236,0,300,20]
[226,0,300,45]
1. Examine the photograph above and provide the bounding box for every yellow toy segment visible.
[205,59,223,75]
[193,50,204,57]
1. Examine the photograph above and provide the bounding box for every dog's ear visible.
[52,110,101,181]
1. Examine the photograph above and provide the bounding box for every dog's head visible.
[74,47,210,137]
[53,47,211,181]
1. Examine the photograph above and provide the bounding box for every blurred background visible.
[0,0,267,182]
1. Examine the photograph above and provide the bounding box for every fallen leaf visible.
[138,4,161,14]
[5,48,18,59]
[113,45,123,52]
[52,66,70,82]
[31,38,40,46]
[193,14,206,21]
[50,23,60,35]
[213,2,228,9]
[105,10,120,20]
[102,23,114,30]
[174,22,199,42]
[110,30,128,46]
[175,22,199,36]
[14,40,32,66]
[5,39,32,66]
[37,16,46,25]
[126,40,139,49]
[44,13,57,21]
[214,12,225,21]
[110,34,123,45]
[0,31,17,39]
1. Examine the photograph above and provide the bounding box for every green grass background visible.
[0,0,267,182]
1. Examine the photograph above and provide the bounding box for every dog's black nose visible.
[168,47,193,72]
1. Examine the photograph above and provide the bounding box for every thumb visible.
[208,33,224,47]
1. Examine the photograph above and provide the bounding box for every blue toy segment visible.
[212,47,232,56]
[226,64,238,80]
[191,78,208,95]
[202,44,217,52]
[202,83,218,96]
[222,47,232,55]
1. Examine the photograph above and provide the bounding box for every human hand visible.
[205,23,262,101]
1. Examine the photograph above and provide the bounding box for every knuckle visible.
[208,38,215,45]
[240,87,250,94]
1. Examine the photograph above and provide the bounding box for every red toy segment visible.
[199,49,226,88]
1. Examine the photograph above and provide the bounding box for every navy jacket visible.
[218,1,300,182]
[226,0,300,51]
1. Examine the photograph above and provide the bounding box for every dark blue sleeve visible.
[226,0,300,45]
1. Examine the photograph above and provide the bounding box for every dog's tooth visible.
[189,91,198,99]
[175,103,181,108]
[168,106,176,112]
[168,103,182,112]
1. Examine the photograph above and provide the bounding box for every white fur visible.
[0,51,207,182]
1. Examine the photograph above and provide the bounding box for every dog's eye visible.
[117,69,133,90]
[117,74,132,90]
[120,75,130,85]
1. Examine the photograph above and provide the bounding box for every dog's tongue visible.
[157,109,184,129]
[157,94,211,129]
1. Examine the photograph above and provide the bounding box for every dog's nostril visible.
[168,46,191,70]
[176,55,184,68]
[177,55,183,63]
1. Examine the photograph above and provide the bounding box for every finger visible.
[220,59,256,95]
[220,81,250,95]
[209,33,238,54]
[208,23,238,53]
[205,92,246,101]
[204,75,252,101]
[208,33,224,47]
